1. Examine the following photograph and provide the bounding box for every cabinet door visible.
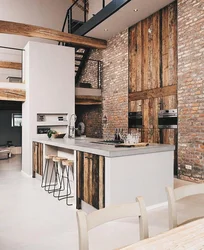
[32,142,43,178]
[76,151,105,209]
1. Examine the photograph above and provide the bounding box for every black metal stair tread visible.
[75,58,83,61]
[72,19,84,24]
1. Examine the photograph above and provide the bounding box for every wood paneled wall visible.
[76,151,105,209]
[128,2,177,144]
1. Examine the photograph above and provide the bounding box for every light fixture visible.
[134,9,139,12]
[104,28,108,31]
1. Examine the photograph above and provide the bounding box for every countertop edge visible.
[32,138,175,158]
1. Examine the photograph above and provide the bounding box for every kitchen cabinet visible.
[33,142,43,178]
[76,151,105,209]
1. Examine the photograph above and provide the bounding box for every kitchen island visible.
[32,137,175,210]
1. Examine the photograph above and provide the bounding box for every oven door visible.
[128,112,143,128]
[158,117,177,129]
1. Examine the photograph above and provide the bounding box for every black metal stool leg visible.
[53,163,65,198]
[66,166,73,206]
[47,161,58,193]
[41,159,48,188]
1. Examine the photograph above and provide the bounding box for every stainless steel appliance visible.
[158,109,177,129]
[128,112,142,128]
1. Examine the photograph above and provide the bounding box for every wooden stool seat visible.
[45,154,56,160]
[62,159,74,167]
[53,156,67,162]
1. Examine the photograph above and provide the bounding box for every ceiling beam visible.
[129,85,177,101]
[0,20,107,49]
[0,88,25,102]
[0,61,22,70]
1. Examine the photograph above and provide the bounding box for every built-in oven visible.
[158,109,178,175]
[158,109,177,129]
[128,112,142,128]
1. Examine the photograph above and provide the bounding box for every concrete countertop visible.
[33,137,175,158]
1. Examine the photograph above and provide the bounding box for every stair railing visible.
[60,0,108,37]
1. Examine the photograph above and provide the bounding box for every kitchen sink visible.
[91,140,124,145]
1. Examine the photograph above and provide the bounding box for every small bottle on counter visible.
[115,129,118,141]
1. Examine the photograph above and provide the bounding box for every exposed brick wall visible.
[102,29,129,138]
[79,30,129,139]
[177,0,204,182]
[79,49,102,89]
[75,105,102,138]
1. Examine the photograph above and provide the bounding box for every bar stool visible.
[57,159,74,206]
[41,154,56,190]
[47,156,67,195]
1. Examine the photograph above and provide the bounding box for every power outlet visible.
[185,164,192,170]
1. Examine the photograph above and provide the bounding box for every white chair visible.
[76,196,149,250]
[166,184,204,229]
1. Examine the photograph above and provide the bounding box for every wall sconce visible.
[102,115,108,124]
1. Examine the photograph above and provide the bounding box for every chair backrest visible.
[166,184,204,229]
[76,196,149,250]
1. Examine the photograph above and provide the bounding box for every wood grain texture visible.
[0,61,22,70]
[128,2,177,145]
[129,85,176,101]
[32,142,43,177]
[119,218,204,250]
[76,151,105,209]
[0,88,25,101]
[75,95,102,105]
[0,20,107,49]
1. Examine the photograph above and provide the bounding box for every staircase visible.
[58,0,90,85]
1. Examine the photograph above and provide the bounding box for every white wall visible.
[88,0,111,19]
[22,41,75,176]
[0,0,83,81]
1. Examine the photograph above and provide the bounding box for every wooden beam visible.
[0,88,25,101]
[0,61,22,70]
[75,95,102,105]
[76,101,102,105]
[0,20,107,49]
[129,85,177,101]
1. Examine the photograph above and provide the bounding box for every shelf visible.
[37,122,68,126]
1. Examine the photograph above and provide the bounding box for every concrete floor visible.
[0,155,203,250]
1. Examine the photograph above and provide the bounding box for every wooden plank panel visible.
[99,156,105,209]
[92,155,100,209]
[83,153,89,204]
[88,153,93,205]
[141,19,149,140]
[0,20,107,49]
[76,151,84,209]
[129,26,137,112]
[0,88,25,101]
[136,22,142,112]
[136,22,142,93]
[0,61,22,70]
[129,85,176,101]
[147,15,153,90]
[128,3,177,146]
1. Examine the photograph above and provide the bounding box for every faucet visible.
[68,114,77,138]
